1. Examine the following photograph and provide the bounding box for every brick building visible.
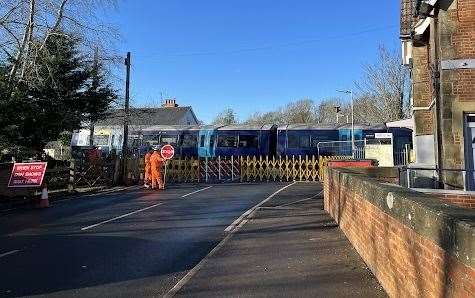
[401,0,475,189]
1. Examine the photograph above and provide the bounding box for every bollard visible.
[68,159,75,192]
[38,183,50,208]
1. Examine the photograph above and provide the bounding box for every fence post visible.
[406,168,411,188]
[68,159,75,192]
[231,155,234,181]
[218,155,221,181]
[205,156,209,183]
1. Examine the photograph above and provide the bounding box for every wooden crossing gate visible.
[133,155,346,183]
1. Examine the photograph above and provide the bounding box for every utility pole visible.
[89,47,99,147]
[122,52,131,156]
[121,52,131,185]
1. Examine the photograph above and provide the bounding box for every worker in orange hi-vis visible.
[150,146,164,190]
[143,147,153,188]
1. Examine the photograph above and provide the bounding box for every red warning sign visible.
[161,144,175,160]
[8,162,47,188]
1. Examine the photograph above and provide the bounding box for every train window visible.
[311,136,323,147]
[239,135,258,148]
[143,135,158,146]
[200,135,205,147]
[218,135,237,147]
[210,135,216,148]
[300,136,310,148]
[182,134,197,147]
[288,135,300,148]
[160,135,178,145]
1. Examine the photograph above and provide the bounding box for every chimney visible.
[163,98,178,108]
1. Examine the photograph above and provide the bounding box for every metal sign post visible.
[160,145,175,188]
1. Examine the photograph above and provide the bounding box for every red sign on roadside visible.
[8,162,47,188]
[161,144,175,160]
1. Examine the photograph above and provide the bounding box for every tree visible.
[281,99,317,124]
[245,98,329,125]
[354,45,410,123]
[0,34,116,152]
[212,108,238,125]
[244,110,285,125]
[0,0,118,89]
[315,98,349,125]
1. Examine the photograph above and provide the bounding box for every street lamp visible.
[337,89,354,158]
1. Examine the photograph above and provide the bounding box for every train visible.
[71,123,413,159]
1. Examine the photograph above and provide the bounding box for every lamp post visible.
[337,89,354,158]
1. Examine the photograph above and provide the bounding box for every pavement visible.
[0,182,385,297]
[175,182,386,297]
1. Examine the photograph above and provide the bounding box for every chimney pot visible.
[163,98,178,108]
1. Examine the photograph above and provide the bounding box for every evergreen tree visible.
[0,34,116,153]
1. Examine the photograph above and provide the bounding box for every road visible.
[0,183,290,297]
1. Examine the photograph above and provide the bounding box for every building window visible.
[93,135,109,146]
[238,135,258,148]
[218,135,237,147]
[200,135,205,147]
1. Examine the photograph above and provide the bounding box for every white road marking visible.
[80,202,166,231]
[80,186,213,231]
[224,182,297,233]
[275,191,322,207]
[181,186,213,198]
[0,250,20,258]
[257,206,298,210]
[164,182,296,297]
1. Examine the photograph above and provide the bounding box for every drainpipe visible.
[433,10,444,188]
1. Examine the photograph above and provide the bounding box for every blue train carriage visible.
[277,124,339,157]
[138,125,201,157]
[198,124,277,158]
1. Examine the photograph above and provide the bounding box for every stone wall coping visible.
[328,167,475,268]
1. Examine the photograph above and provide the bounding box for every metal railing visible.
[399,166,472,191]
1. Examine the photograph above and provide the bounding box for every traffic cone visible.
[38,185,50,208]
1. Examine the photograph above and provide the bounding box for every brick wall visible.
[436,192,475,209]
[324,167,475,298]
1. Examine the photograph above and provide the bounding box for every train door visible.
[198,129,217,158]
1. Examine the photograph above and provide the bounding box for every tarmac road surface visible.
[0,182,385,297]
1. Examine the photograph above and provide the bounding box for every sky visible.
[103,0,401,124]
